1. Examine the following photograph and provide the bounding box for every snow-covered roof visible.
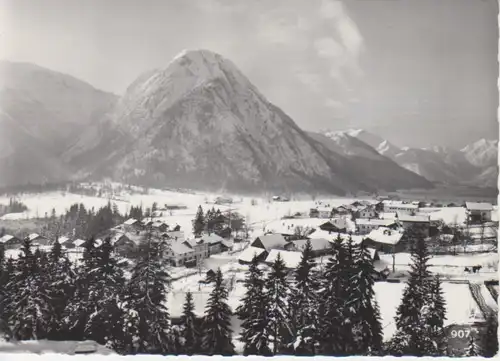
[111,233,132,245]
[356,218,397,227]
[398,214,430,223]
[238,246,266,263]
[95,239,103,247]
[27,233,45,241]
[200,233,224,244]
[0,234,17,243]
[164,230,184,239]
[265,249,302,269]
[379,212,398,220]
[465,202,493,211]
[73,239,86,247]
[58,236,71,244]
[307,229,337,240]
[365,227,404,245]
[255,233,289,250]
[124,218,139,225]
[170,241,194,255]
[292,238,331,252]
[383,201,418,209]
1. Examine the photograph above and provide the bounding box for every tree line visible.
[0,228,497,356]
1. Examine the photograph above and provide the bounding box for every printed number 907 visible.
[450,329,471,338]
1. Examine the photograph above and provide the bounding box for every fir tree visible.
[85,237,126,351]
[424,275,447,354]
[46,242,75,340]
[202,268,235,355]
[317,235,351,355]
[264,253,292,355]
[388,233,436,356]
[193,206,205,237]
[289,240,320,355]
[180,291,201,355]
[6,241,53,340]
[122,239,173,354]
[481,313,498,358]
[236,255,271,356]
[466,336,479,356]
[348,244,383,355]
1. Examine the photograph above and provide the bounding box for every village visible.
[0,184,498,355]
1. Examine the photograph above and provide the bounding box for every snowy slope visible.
[461,139,499,168]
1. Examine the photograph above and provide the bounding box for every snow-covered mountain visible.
[67,49,432,194]
[461,139,499,168]
[0,61,118,187]
[345,128,498,187]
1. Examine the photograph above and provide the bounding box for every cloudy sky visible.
[0,0,497,148]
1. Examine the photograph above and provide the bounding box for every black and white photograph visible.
[0,0,498,358]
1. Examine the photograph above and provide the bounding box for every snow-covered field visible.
[378,252,498,281]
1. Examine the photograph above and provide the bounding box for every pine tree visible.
[193,206,205,237]
[236,255,271,356]
[348,244,383,355]
[388,232,436,356]
[289,240,320,355]
[481,313,498,358]
[264,253,292,355]
[85,237,126,351]
[317,235,351,355]
[122,239,173,354]
[424,275,447,354]
[63,236,100,340]
[180,291,201,355]
[202,268,235,355]
[6,241,53,340]
[466,336,479,356]
[46,241,75,340]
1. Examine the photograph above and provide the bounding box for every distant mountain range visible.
[0,51,495,194]
[337,129,498,188]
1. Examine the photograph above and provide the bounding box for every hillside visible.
[0,61,118,187]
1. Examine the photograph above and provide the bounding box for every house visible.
[285,238,331,257]
[215,196,233,205]
[309,206,332,219]
[355,218,399,235]
[199,233,225,255]
[220,239,234,252]
[319,218,347,233]
[166,241,196,267]
[73,239,86,248]
[183,238,209,261]
[251,233,289,251]
[152,221,169,233]
[238,246,268,265]
[264,249,302,269]
[162,230,185,240]
[357,206,378,219]
[272,196,290,202]
[397,214,431,236]
[123,218,142,232]
[465,202,493,223]
[383,200,419,215]
[334,206,351,216]
[0,234,22,249]
[363,227,405,253]
[27,233,51,246]
[111,234,136,254]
